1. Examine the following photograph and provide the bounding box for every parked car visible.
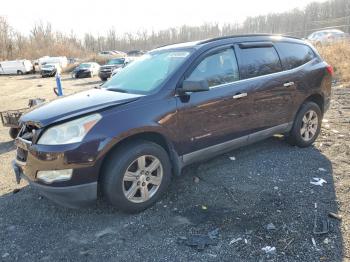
[127,50,145,57]
[110,57,139,77]
[40,63,62,77]
[99,57,130,81]
[13,35,332,212]
[307,29,350,46]
[113,50,127,56]
[38,56,68,70]
[0,60,33,75]
[111,67,123,77]
[71,62,100,78]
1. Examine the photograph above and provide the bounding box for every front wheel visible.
[101,140,172,213]
[287,101,322,147]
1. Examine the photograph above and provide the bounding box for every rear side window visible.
[275,42,315,70]
[237,47,282,79]
[187,48,239,88]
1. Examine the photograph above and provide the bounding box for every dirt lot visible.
[0,75,349,261]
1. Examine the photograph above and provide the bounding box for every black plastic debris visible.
[208,228,220,239]
[313,215,329,235]
[12,188,20,194]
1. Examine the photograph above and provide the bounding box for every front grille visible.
[19,124,39,142]
[15,124,40,163]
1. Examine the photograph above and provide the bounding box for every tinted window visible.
[275,42,315,70]
[237,47,282,79]
[187,48,239,87]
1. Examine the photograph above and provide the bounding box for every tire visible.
[9,128,20,139]
[101,140,172,213]
[17,70,23,75]
[287,101,322,147]
[100,77,107,81]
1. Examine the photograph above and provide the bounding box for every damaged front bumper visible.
[12,133,102,208]
[12,160,97,208]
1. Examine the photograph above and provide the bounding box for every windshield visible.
[102,50,191,94]
[79,63,91,68]
[107,58,125,65]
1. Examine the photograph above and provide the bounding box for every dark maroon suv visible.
[12,34,332,212]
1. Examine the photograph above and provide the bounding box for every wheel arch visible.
[304,93,325,114]
[99,131,182,181]
[290,92,325,131]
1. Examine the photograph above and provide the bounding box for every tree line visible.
[0,0,349,60]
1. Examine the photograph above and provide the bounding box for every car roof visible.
[154,34,305,51]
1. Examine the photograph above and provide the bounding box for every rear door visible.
[235,42,294,131]
[176,46,253,156]
[274,42,321,118]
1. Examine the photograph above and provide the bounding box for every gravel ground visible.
[0,75,349,261]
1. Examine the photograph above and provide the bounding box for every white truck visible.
[0,60,33,75]
[38,56,68,70]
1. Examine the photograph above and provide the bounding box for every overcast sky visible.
[1,0,326,37]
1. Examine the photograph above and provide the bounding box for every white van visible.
[38,56,68,70]
[0,60,33,75]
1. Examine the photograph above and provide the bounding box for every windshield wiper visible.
[107,87,129,93]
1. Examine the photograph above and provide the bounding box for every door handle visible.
[232,93,247,99]
[283,81,295,87]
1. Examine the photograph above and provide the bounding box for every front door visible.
[175,47,253,157]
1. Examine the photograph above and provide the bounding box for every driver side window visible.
[187,48,239,88]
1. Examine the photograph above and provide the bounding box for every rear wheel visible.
[287,101,322,147]
[101,140,172,213]
[17,70,23,75]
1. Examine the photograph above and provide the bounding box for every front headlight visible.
[38,113,102,145]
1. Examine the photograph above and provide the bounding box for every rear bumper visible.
[12,160,97,208]
[324,96,331,113]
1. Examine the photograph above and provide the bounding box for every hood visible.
[100,64,123,70]
[20,89,143,127]
[41,67,56,72]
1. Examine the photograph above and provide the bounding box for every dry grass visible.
[317,42,350,84]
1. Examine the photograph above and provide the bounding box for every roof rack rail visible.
[197,34,301,45]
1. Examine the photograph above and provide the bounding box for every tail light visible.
[326,65,334,76]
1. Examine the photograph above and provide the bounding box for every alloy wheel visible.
[300,110,318,141]
[122,155,163,203]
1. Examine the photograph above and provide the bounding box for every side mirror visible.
[181,79,209,93]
